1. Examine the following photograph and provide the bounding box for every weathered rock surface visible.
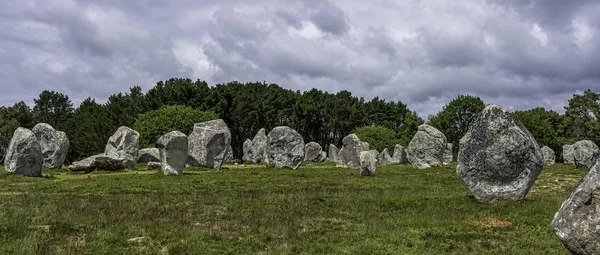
[337,134,363,168]
[407,124,447,169]
[562,144,574,164]
[304,142,325,162]
[392,145,408,164]
[32,123,69,169]
[137,148,160,163]
[265,126,304,169]
[360,142,370,151]
[573,140,599,169]
[147,162,162,169]
[69,126,140,172]
[552,158,600,254]
[328,144,339,162]
[224,145,234,163]
[104,126,140,168]
[359,151,376,176]
[242,128,268,163]
[4,127,42,177]
[457,105,543,203]
[378,148,393,165]
[541,146,555,166]
[443,143,453,165]
[158,131,188,176]
[187,119,231,169]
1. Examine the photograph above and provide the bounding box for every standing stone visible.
[407,124,447,169]
[320,151,327,162]
[328,144,340,162]
[359,151,376,176]
[242,139,253,162]
[573,140,599,169]
[457,105,543,203]
[68,126,140,172]
[157,131,188,176]
[378,148,393,165]
[360,142,370,151]
[552,158,600,254]
[31,123,69,169]
[391,144,408,164]
[187,119,231,169]
[137,148,160,163]
[105,126,140,169]
[252,128,268,163]
[369,150,379,163]
[562,144,574,164]
[541,146,555,166]
[265,126,304,169]
[337,134,363,168]
[443,143,453,165]
[4,128,42,177]
[304,142,325,162]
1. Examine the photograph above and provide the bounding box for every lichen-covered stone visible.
[4,127,42,177]
[69,126,140,172]
[187,119,231,169]
[573,140,599,169]
[265,126,304,169]
[443,143,453,165]
[562,144,574,164]
[359,151,376,176]
[158,131,188,176]
[391,144,408,164]
[378,148,393,165]
[407,124,447,169]
[328,144,339,162]
[304,142,325,162]
[552,158,600,254]
[32,123,69,169]
[137,148,160,163]
[337,134,362,168]
[457,105,543,203]
[242,128,268,163]
[541,146,555,166]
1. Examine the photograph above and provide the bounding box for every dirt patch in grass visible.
[470,217,513,229]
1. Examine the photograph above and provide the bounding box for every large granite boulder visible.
[359,151,376,176]
[457,105,543,203]
[104,126,140,168]
[328,144,340,162]
[552,158,600,254]
[69,126,140,172]
[157,131,188,176]
[4,127,42,177]
[407,124,447,169]
[265,126,304,169]
[443,143,453,165]
[541,146,555,166]
[562,144,574,164]
[304,142,325,162]
[378,148,393,165]
[242,128,268,163]
[137,148,160,163]
[31,123,69,169]
[369,150,379,162]
[573,140,599,169]
[392,144,408,164]
[337,134,363,168]
[187,119,231,169]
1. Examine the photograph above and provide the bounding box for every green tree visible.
[32,90,74,128]
[0,107,20,163]
[352,125,399,152]
[6,101,35,129]
[427,95,485,153]
[515,107,562,160]
[62,98,112,162]
[563,89,600,144]
[133,105,218,148]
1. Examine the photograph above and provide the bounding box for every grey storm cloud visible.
[1,0,600,118]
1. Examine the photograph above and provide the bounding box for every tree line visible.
[0,78,597,164]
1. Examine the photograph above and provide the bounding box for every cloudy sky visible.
[1,0,599,118]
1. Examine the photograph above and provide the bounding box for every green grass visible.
[0,162,584,254]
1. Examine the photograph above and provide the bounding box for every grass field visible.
[0,162,584,254]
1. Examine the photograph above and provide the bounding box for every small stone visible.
[359,151,376,176]
[378,148,393,165]
[573,140,599,169]
[541,146,556,166]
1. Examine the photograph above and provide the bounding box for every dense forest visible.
[0,78,597,164]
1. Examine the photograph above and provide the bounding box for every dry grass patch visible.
[470,217,513,229]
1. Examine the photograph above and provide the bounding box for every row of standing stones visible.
[2,105,600,253]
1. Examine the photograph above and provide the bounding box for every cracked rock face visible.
[265,126,304,169]
[4,127,42,177]
[573,140,599,169]
[407,124,447,169]
[158,131,188,176]
[552,158,600,254]
[187,119,231,169]
[32,123,69,169]
[457,105,543,203]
